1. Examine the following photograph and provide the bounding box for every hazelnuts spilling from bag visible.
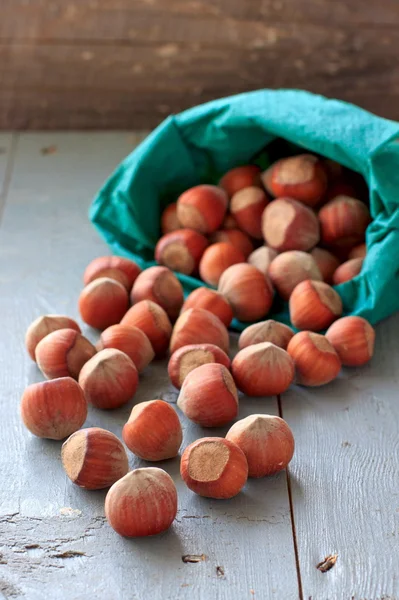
[19,151,377,542]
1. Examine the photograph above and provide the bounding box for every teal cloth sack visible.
[90,89,399,330]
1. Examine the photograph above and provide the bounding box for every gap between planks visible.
[0,133,300,599]
[278,394,304,600]
[0,133,19,224]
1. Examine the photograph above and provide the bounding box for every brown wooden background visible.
[1,0,398,129]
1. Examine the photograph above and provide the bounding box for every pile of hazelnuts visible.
[20,153,376,538]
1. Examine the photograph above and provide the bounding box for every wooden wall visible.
[1,0,398,129]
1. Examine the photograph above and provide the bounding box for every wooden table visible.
[0,132,398,600]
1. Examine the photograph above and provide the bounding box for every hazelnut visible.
[78,349,138,409]
[169,344,231,389]
[262,197,320,252]
[177,363,238,427]
[25,315,81,361]
[248,246,277,276]
[218,263,274,322]
[180,287,233,327]
[155,229,208,275]
[36,328,96,379]
[199,242,245,287]
[170,308,229,354]
[105,468,177,537]
[209,229,254,259]
[230,186,269,239]
[219,164,262,197]
[222,213,239,229]
[20,377,87,440]
[78,277,129,330]
[326,316,375,366]
[96,324,155,373]
[122,400,182,460]
[83,256,141,290]
[325,242,358,263]
[348,243,366,260]
[238,320,294,350]
[268,251,322,300]
[332,258,364,285]
[324,180,359,203]
[87,267,132,290]
[232,342,294,396]
[287,331,341,386]
[226,414,295,477]
[265,154,327,206]
[161,202,180,234]
[180,437,248,499]
[289,280,342,331]
[318,195,371,248]
[61,427,129,489]
[130,266,184,320]
[177,185,228,234]
[121,300,172,357]
[261,164,274,195]
[323,159,344,182]
[310,247,340,284]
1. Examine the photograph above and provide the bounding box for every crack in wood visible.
[235,515,284,524]
[0,514,19,524]
[52,551,86,559]
[316,553,338,573]
[216,565,225,578]
[182,515,211,519]
[0,513,105,578]
[182,554,207,563]
[0,578,21,598]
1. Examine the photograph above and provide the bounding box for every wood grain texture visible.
[0,133,299,599]
[1,0,399,39]
[0,133,15,201]
[281,317,399,599]
[0,0,398,128]
[2,132,399,599]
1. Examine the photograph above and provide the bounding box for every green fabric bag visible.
[90,89,399,331]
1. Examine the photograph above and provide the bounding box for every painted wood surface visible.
[0,134,14,201]
[0,0,398,128]
[0,133,298,599]
[1,132,398,600]
[281,320,399,600]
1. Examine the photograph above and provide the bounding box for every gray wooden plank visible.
[281,316,399,600]
[0,133,299,600]
[0,133,13,180]
[0,133,15,202]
